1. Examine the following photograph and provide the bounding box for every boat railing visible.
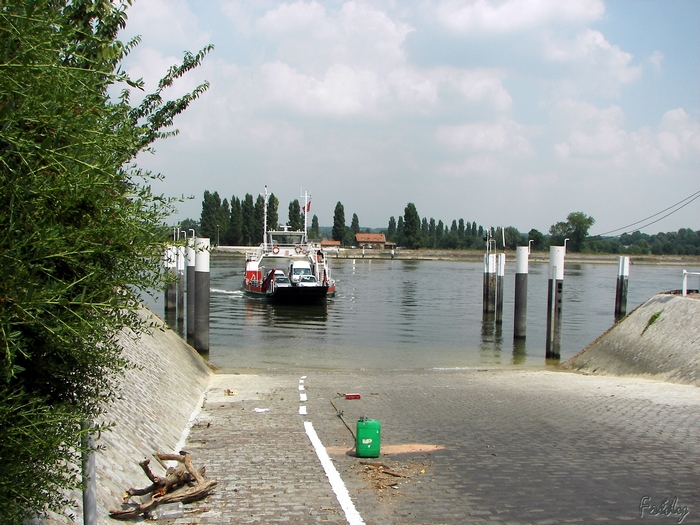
[245,250,260,261]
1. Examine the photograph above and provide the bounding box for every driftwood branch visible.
[109,451,217,520]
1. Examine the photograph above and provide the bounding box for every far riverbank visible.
[214,245,700,266]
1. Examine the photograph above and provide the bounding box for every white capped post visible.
[194,237,210,352]
[546,246,566,359]
[186,231,196,339]
[495,253,506,324]
[614,256,630,320]
[164,245,177,321]
[514,246,529,339]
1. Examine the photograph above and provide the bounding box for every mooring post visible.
[495,253,506,324]
[81,421,96,525]
[482,254,489,313]
[514,246,529,339]
[545,246,565,359]
[483,253,497,313]
[614,256,630,320]
[164,245,177,319]
[176,242,185,328]
[186,233,196,340]
[194,237,210,352]
[488,254,497,313]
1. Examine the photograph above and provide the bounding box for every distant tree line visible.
[197,190,319,245]
[590,228,700,255]
[187,192,699,255]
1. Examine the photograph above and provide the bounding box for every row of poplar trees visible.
[199,190,320,245]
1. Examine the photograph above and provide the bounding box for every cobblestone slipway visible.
[179,369,700,525]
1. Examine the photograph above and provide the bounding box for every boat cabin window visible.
[269,232,304,245]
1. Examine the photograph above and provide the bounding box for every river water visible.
[147,255,690,370]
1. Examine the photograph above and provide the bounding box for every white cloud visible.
[552,101,700,175]
[386,67,440,106]
[254,61,513,117]
[656,108,700,160]
[387,66,513,111]
[544,29,641,96]
[255,1,412,73]
[649,50,664,70]
[436,0,604,33]
[123,0,209,50]
[259,60,389,116]
[436,119,532,155]
[443,68,513,111]
[551,100,627,158]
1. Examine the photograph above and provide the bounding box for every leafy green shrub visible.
[0,1,211,521]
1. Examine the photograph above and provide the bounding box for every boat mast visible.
[263,186,269,251]
[302,189,310,244]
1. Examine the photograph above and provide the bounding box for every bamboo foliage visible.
[0,2,211,522]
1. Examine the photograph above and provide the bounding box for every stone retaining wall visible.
[48,308,211,524]
[562,293,700,386]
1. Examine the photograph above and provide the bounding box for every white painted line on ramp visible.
[304,421,365,525]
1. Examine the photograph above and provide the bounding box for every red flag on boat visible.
[306,201,311,212]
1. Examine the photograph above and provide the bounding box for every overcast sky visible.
[119,0,699,235]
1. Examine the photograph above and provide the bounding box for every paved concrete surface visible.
[177,368,700,524]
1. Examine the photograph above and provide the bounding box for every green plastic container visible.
[356,417,381,458]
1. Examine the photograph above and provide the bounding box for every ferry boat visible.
[244,188,336,303]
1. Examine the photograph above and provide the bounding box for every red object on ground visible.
[345,393,361,400]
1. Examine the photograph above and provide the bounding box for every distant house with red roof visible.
[354,233,386,248]
[320,239,341,250]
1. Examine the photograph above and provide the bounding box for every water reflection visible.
[479,311,502,364]
[512,338,527,365]
[244,299,329,328]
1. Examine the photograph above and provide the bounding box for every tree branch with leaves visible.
[0,1,212,522]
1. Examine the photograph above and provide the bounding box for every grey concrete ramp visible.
[562,293,700,386]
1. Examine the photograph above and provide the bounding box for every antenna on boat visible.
[263,186,269,252]
[301,189,310,243]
